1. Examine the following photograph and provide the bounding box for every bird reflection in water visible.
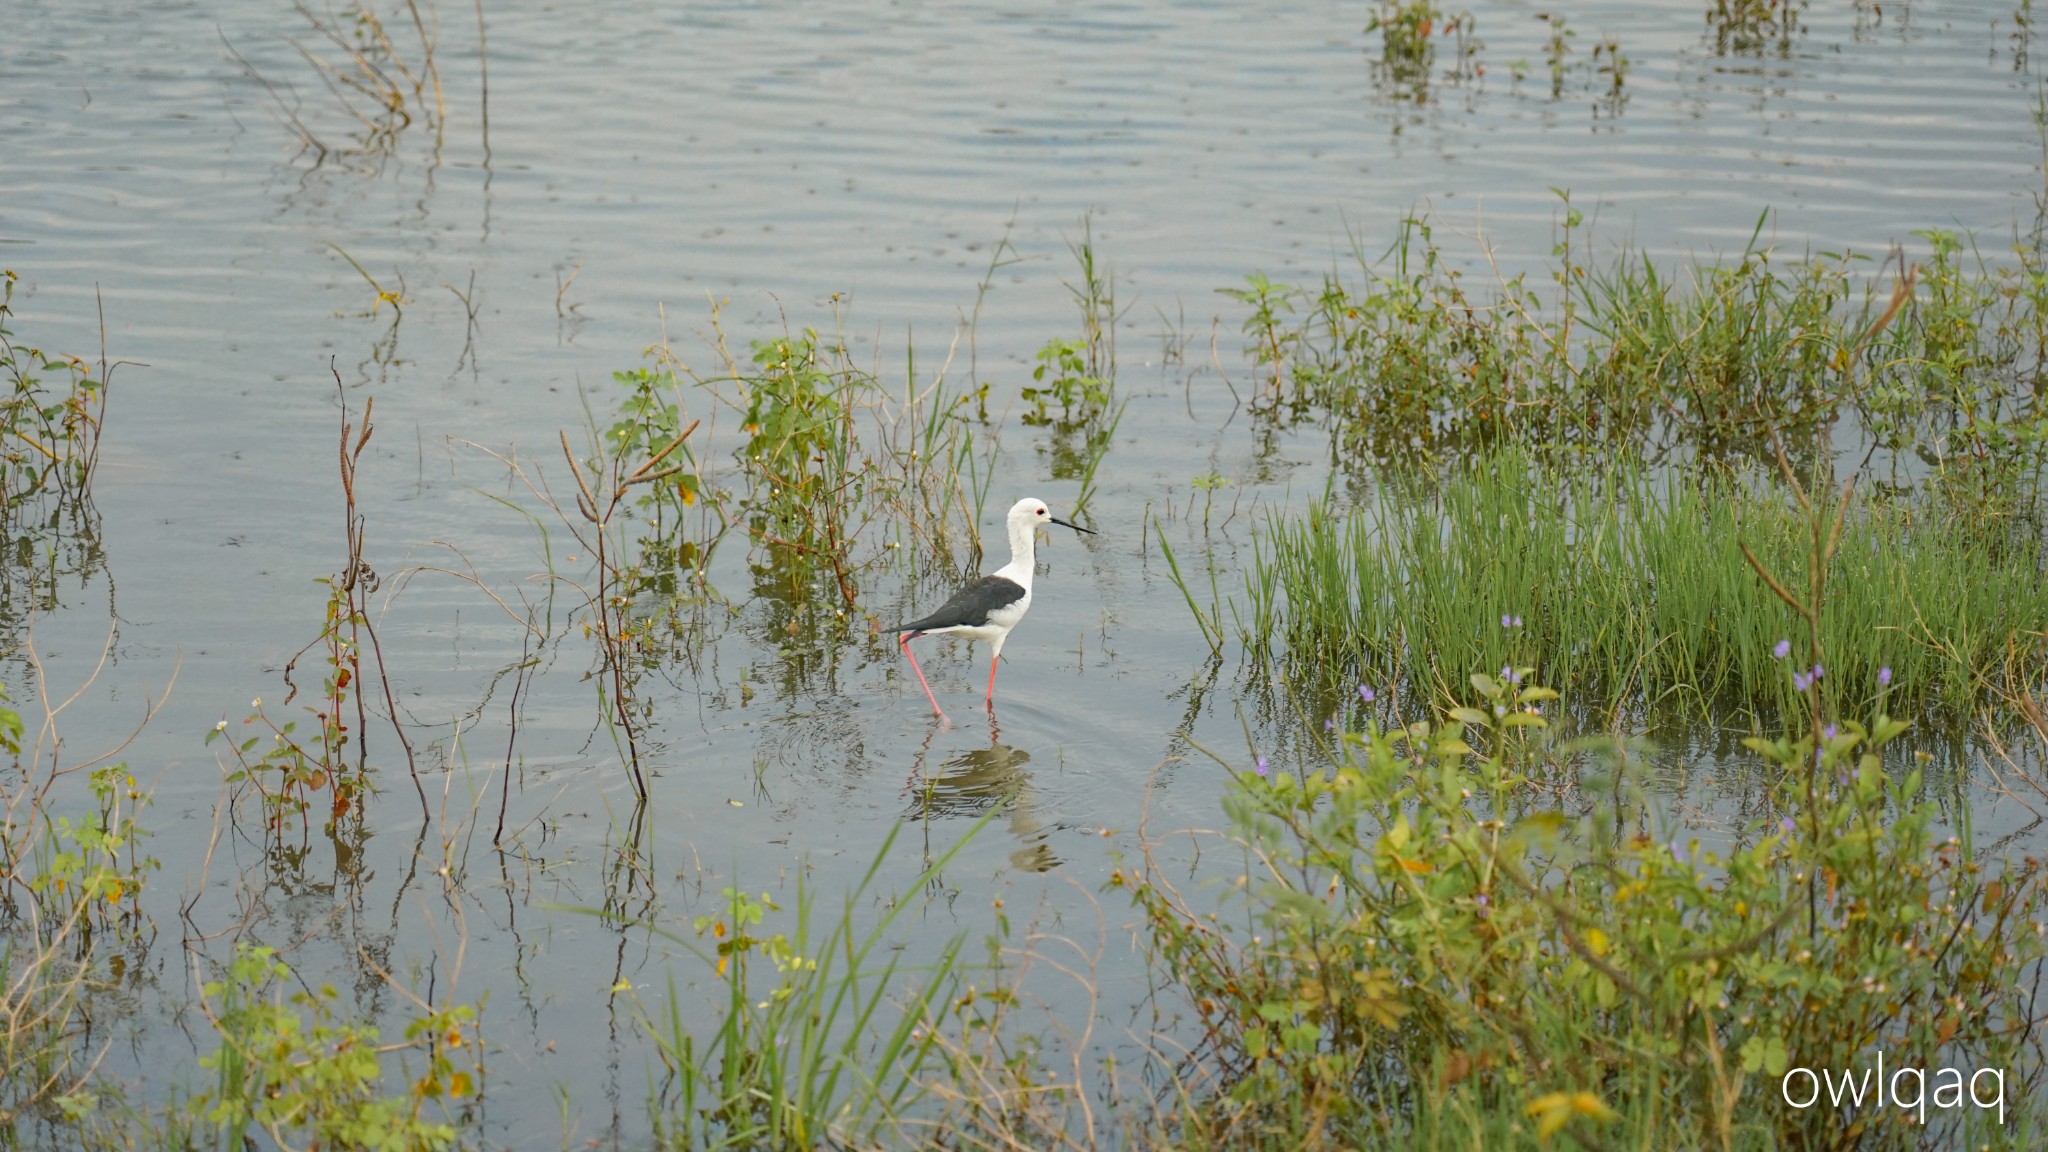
[906,718,1060,873]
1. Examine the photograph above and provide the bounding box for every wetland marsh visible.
[4,0,2048,1148]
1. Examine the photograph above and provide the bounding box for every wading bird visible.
[892,497,1094,716]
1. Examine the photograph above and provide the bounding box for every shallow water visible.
[4,0,2047,1140]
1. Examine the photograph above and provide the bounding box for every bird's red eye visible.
[1037,507,1047,515]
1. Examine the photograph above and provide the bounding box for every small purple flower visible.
[1823,724,1837,741]
[1670,840,1686,864]
[1779,817,1796,836]
[1474,892,1489,907]
[1773,639,1791,660]
[1878,665,1892,687]
[1793,671,1814,692]
[1811,663,1824,682]
[1501,614,1523,629]
[1325,717,1337,732]
[1255,756,1270,777]
[1359,684,1376,704]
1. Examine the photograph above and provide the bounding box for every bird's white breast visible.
[984,586,1031,632]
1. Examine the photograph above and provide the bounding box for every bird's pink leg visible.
[985,654,999,708]
[901,636,945,718]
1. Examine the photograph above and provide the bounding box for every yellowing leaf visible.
[1570,1092,1619,1122]
[1584,928,1610,957]
[1525,1090,1618,1143]
[1386,814,1410,850]
[1525,1092,1571,1140]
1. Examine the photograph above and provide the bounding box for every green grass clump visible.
[1241,451,2048,719]
[1126,672,2048,1149]
[640,823,978,1151]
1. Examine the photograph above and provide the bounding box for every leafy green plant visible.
[24,765,156,937]
[1233,209,2048,505]
[211,700,343,837]
[1127,668,2047,1148]
[190,944,481,1152]
[1023,219,1126,513]
[741,334,847,511]
[1021,339,1112,427]
[0,269,109,515]
[610,365,711,526]
[1216,273,1303,397]
[1,679,156,1133]
[1365,0,1479,101]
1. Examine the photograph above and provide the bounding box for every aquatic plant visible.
[639,823,977,1150]
[1709,0,1805,58]
[0,271,109,515]
[224,0,450,166]
[1233,210,2048,503]
[1023,339,1112,428]
[585,295,997,710]
[0,661,163,1135]
[1239,449,2048,720]
[556,410,701,803]
[1365,0,1480,103]
[215,380,423,828]
[1126,668,2048,1148]
[1030,219,1124,517]
[187,943,481,1152]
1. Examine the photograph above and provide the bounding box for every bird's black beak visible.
[1049,516,1095,535]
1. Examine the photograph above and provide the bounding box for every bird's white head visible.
[997,497,1095,576]
[1008,497,1053,531]
[1005,497,1094,540]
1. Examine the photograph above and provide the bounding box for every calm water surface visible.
[4,0,2046,1139]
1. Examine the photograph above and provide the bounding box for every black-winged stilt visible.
[891,497,1095,715]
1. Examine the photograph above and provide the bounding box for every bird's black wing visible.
[892,575,1026,634]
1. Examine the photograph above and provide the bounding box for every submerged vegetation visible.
[0,272,111,669]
